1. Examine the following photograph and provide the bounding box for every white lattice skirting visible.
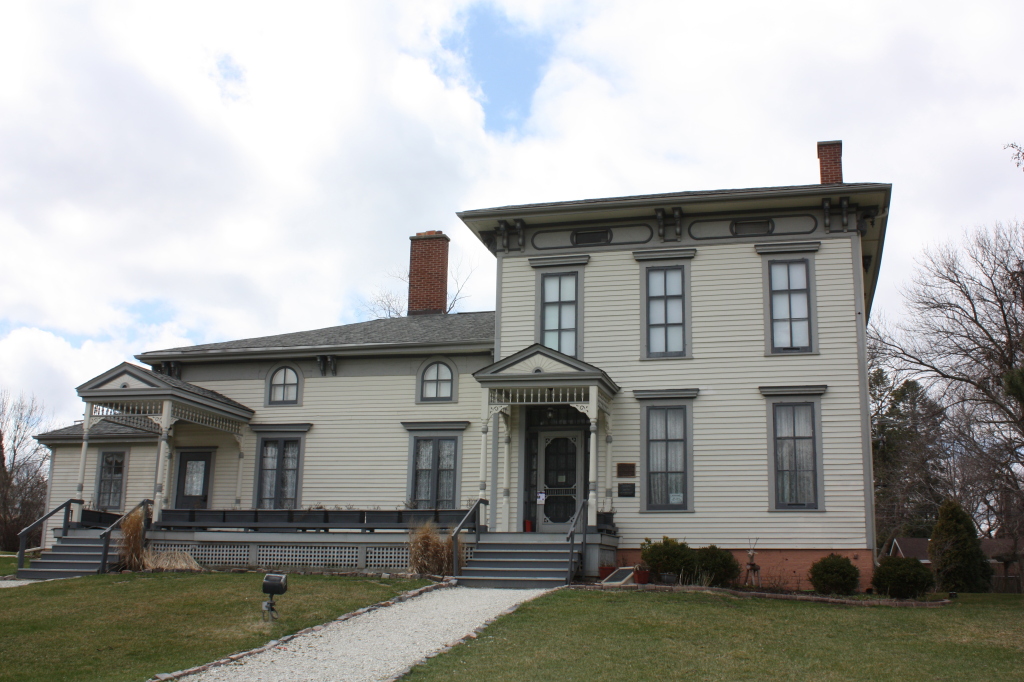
[148,541,475,570]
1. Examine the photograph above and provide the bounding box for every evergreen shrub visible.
[692,545,740,587]
[929,499,993,593]
[871,556,935,599]
[808,553,860,595]
[640,537,695,577]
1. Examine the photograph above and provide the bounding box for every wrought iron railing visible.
[451,498,488,577]
[565,497,588,584]
[99,499,153,574]
[17,498,82,570]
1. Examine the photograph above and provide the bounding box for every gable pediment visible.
[96,372,159,390]
[473,344,620,395]
[496,351,583,375]
[79,363,164,392]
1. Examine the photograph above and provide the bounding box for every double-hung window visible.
[412,437,457,509]
[541,273,577,357]
[97,451,125,510]
[258,437,300,509]
[769,260,811,352]
[647,267,685,356]
[772,402,818,509]
[646,406,687,510]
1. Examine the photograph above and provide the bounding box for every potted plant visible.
[598,564,616,580]
[633,562,650,584]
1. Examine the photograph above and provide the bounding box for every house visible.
[29,141,890,589]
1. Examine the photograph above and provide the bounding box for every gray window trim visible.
[632,247,697,261]
[172,446,218,509]
[637,397,695,513]
[252,433,306,509]
[405,429,463,509]
[415,356,459,404]
[402,421,470,431]
[535,268,584,358]
[529,254,591,268]
[764,394,825,512]
[761,253,818,355]
[249,423,313,432]
[640,260,693,359]
[754,241,820,254]
[93,448,129,512]
[265,362,304,407]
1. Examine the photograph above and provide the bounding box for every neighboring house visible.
[34,141,889,589]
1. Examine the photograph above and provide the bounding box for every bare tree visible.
[870,222,1024,547]
[1006,142,1024,171]
[360,255,477,320]
[0,390,52,551]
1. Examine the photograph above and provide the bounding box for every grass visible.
[0,572,428,682]
[0,553,21,575]
[402,589,1024,682]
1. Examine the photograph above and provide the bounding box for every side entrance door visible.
[175,451,213,509]
[537,431,584,533]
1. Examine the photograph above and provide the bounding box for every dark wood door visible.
[175,452,212,509]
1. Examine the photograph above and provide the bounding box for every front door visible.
[537,431,584,532]
[175,452,212,509]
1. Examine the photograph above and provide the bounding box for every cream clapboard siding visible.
[171,424,246,509]
[189,371,484,510]
[41,442,158,548]
[499,238,870,549]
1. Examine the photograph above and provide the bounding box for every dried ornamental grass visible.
[408,522,458,575]
[119,507,146,571]
[143,550,203,572]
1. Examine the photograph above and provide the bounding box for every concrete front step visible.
[28,559,102,571]
[456,575,565,589]
[472,549,576,560]
[468,558,570,569]
[462,566,567,579]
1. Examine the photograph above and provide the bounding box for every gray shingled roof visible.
[143,311,495,355]
[36,416,160,443]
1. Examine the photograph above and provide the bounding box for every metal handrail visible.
[99,499,153,574]
[17,498,83,570]
[450,498,488,577]
[564,497,588,584]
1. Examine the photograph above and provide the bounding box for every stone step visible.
[467,558,569,570]
[16,568,90,580]
[28,559,102,571]
[461,566,567,579]
[456,575,565,589]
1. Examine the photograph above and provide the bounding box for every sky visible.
[1,0,1021,425]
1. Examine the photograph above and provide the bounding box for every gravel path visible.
[189,586,549,682]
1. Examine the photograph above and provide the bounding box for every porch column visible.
[605,429,614,510]
[152,399,174,523]
[588,387,599,529]
[234,440,245,506]
[73,402,92,522]
[479,391,489,500]
[502,414,512,532]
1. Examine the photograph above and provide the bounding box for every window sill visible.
[764,350,819,357]
[638,508,695,514]
[767,507,826,512]
[639,354,693,361]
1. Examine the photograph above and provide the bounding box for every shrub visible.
[640,537,695,577]
[872,556,935,599]
[808,554,860,595]
[409,522,455,575]
[929,499,993,592]
[690,545,740,587]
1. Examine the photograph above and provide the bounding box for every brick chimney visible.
[407,231,449,315]
[817,140,843,184]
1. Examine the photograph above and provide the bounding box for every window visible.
[769,260,811,352]
[772,403,818,508]
[269,367,299,404]
[421,362,453,401]
[646,406,687,510]
[97,451,125,510]
[542,273,577,356]
[647,267,685,356]
[257,437,300,508]
[412,437,457,509]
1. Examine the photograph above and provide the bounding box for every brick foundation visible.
[617,547,875,592]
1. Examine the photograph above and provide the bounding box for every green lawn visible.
[0,572,428,682]
[402,589,1024,682]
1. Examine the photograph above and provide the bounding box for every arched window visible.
[421,362,453,401]
[269,367,299,404]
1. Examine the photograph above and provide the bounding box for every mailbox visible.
[262,573,288,596]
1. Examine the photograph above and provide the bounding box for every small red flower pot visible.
[598,566,615,580]
[633,569,650,584]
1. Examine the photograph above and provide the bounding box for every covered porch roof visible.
[75,362,254,436]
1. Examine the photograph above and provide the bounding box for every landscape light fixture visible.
[262,573,288,621]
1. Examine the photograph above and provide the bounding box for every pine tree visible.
[928,499,993,592]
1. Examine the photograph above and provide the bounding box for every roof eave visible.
[136,340,495,364]
[77,386,255,421]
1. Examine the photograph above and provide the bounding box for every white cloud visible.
[1,0,1022,425]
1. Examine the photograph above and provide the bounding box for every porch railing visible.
[451,498,488,577]
[17,498,82,570]
[565,497,588,584]
[99,499,153,574]
[152,507,474,533]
